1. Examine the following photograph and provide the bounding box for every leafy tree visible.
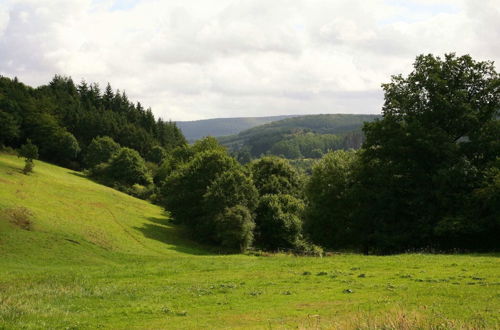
[107,147,151,185]
[18,139,39,174]
[146,145,167,164]
[191,136,227,154]
[52,131,80,162]
[203,168,259,218]
[254,194,304,250]
[249,156,303,197]
[84,136,121,169]
[214,205,255,252]
[161,149,238,227]
[356,53,500,253]
[305,150,358,249]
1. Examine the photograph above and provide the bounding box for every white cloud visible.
[0,0,498,121]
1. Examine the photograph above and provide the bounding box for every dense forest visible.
[219,114,379,160]
[1,53,499,254]
[0,75,186,169]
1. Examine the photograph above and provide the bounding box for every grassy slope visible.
[0,154,499,329]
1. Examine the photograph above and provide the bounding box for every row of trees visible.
[0,75,186,169]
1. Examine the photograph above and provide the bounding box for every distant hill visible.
[176,115,300,141]
[219,114,380,159]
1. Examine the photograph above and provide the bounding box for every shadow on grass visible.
[134,217,216,256]
[69,171,87,179]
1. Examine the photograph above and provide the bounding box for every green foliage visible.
[356,53,500,253]
[305,150,359,248]
[52,130,80,162]
[0,154,499,329]
[18,139,39,161]
[254,194,305,250]
[107,147,152,185]
[249,156,303,197]
[84,136,121,169]
[177,115,297,141]
[219,114,378,158]
[191,136,227,154]
[161,149,238,228]
[203,168,259,217]
[0,75,186,169]
[146,145,167,164]
[0,110,20,146]
[18,139,39,174]
[214,205,255,252]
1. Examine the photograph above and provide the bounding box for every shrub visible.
[249,156,303,197]
[146,145,167,164]
[305,150,358,249]
[107,147,152,185]
[18,139,39,175]
[161,149,238,226]
[254,194,305,250]
[84,136,121,169]
[214,205,255,252]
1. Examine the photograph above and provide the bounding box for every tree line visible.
[0,75,186,169]
[1,53,498,254]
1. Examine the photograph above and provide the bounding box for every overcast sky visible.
[0,0,499,121]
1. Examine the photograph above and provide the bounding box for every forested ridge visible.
[0,75,186,169]
[177,115,300,141]
[219,114,380,160]
[1,53,499,254]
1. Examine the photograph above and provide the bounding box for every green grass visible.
[1,153,499,329]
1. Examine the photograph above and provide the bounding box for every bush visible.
[249,156,303,197]
[18,139,39,175]
[107,147,152,185]
[146,145,167,164]
[203,168,259,218]
[214,205,255,252]
[254,194,305,250]
[84,136,121,169]
[305,150,358,249]
[161,149,238,227]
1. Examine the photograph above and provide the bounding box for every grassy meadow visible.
[0,153,499,329]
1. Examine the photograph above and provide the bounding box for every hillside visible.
[219,113,380,158]
[0,153,498,329]
[176,115,300,141]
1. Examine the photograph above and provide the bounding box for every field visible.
[0,153,499,329]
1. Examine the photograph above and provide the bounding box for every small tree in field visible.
[18,139,39,174]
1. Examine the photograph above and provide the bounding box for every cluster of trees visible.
[158,137,317,252]
[160,53,499,253]
[269,131,364,159]
[2,53,497,254]
[306,54,499,253]
[231,128,365,160]
[0,75,185,169]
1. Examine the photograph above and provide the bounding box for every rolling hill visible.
[219,113,381,158]
[175,115,300,141]
[0,153,498,329]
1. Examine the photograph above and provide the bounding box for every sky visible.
[0,0,499,121]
